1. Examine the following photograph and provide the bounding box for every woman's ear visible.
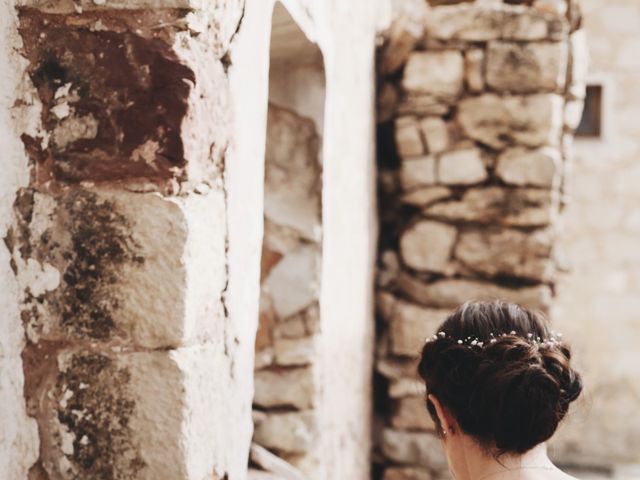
[428,394,456,436]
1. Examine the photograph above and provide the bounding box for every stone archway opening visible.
[249,3,326,479]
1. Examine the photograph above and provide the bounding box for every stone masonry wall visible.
[375,1,586,479]
[252,103,322,479]
[3,1,249,478]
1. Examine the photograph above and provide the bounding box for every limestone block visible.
[389,378,426,399]
[19,12,233,189]
[400,156,437,191]
[391,396,436,431]
[437,148,488,185]
[265,105,321,241]
[377,356,421,382]
[254,368,315,410]
[399,221,457,273]
[464,48,485,92]
[486,41,568,93]
[425,4,568,41]
[402,51,465,101]
[23,345,243,480]
[496,147,561,187]
[397,273,553,311]
[379,1,428,75]
[419,117,450,154]
[388,299,449,356]
[384,467,433,480]
[380,429,447,470]
[401,186,452,207]
[395,116,425,157]
[7,188,227,349]
[455,228,555,282]
[458,94,564,149]
[423,187,556,227]
[262,245,320,319]
[273,336,316,367]
[253,411,316,454]
[568,30,589,99]
[534,0,568,17]
[249,444,305,480]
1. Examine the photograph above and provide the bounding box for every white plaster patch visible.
[51,114,99,149]
[17,259,61,297]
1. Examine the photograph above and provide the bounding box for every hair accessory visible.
[424,330,565,349]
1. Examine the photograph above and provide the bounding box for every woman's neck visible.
[454,440,554,480]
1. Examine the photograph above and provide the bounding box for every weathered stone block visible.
[457,94,563,149]
[254,368,315,410]
[389,378,426,399]
[391,396,436,431]
[384,467,433,480]
[437,148,488,185]
[265,105,321,241]
[464,48,485,92]
[395,116,425,157]
[18,11,232,189]
[386,299,449,357]
[262,245,320,319]
[400,156,437,191]
[425,4,568,41]
[23,345,241,480]
[273,336,316,367]
[496,147,561,187]
[381,429,447,470]
[402,51,464,101]
[397,273,553,311]
[253,411,316,455]
[486,41,568,93]
[455,228,555,282]
[419,117,449,154]
[398,95,450,116]
[423,187,556,227]
[401,186,452,207]
[399,220,457,274]
[7,188,227,349]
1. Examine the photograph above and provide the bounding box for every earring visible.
[442,429,447,436]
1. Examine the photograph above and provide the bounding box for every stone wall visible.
[252,103,323,477]
[375,1,585,478]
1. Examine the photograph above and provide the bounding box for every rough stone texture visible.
[455,228,555,282]
[496,147,561,187]
[458,94,564,149]
[391,396,436,431]
[400,156,437,190]
[425,3,568,41]
[419,117,449,154]
[464,48,485,92]
[384,467,433,480]
[402,51,465,101]
[380,429,447,470]
[397,274,553,311]
[401,186,452,207]
[384,298,449,356]
[437,148,488,185]
[424,187,556,227]
[399,220,457,274]
[254,368,315,410]
[486,41,569,93]
[6,187,226,349]
[253,412,316,455]
[396,116,425,157]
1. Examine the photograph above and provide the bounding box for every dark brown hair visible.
[418,301,582,455]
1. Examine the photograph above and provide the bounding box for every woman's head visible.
[418,301,583,456]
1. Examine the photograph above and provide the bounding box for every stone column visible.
[5,1,251,478]
[375,1,586,479]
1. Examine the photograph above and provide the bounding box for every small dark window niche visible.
[576,85,603,138]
